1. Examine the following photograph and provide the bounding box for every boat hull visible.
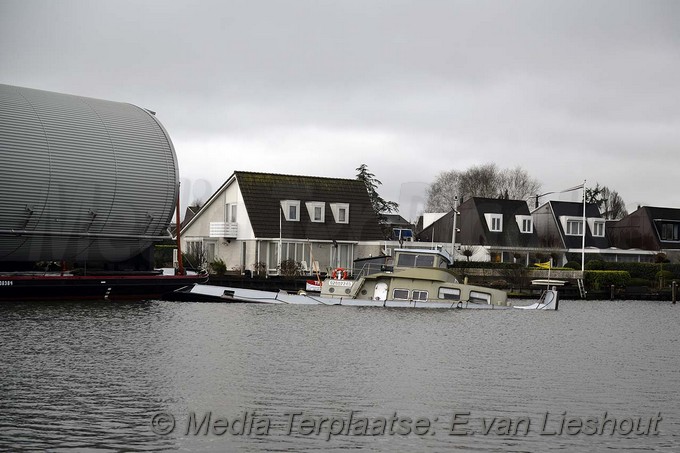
[0,274,208,301]
[173,284,557,310]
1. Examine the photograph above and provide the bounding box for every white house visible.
[178,171,385,275]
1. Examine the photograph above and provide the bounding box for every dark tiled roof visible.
[643,206,680,222]
[235,172,383,241]
[416,197,539,248]
[465,197,539,247]
[548,201,608,249]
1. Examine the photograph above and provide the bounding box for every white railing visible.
[210,222,238,238]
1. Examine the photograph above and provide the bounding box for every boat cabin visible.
[321,247,507,306]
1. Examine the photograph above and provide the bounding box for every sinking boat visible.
[173,248,558,310]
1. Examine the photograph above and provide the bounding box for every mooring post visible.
[672,281,677,304]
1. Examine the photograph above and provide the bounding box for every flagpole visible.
[279,202,283,274]
[581,179,587,273]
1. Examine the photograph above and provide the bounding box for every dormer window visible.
[305,202,325,223]
[657,221,680,242]
[587,219,606,237]
[330,203,350,224]
[561,216,583,236]
[281,200,300,221]
[515,215,533,234]
[484,213,503,232]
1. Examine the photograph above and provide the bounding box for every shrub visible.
[253,261,267,277]
[209,258,227,275]
[585,260,605,270]
[656,270,675,287]
[563,261,581,270]
[279,259,301,277]
[584,270,631,291]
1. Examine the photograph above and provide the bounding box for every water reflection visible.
[1,300,678,452]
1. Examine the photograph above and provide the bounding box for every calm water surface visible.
[1,299,679,452]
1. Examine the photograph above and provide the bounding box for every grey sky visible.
[2,0,679,221]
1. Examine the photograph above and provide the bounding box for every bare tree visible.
[426,164,541,211]
[498,166,542,201]
[458,163,499,200]
[425,170,462,211]
[600,186,628,220]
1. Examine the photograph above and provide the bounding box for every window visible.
[396,253,415,267]
[438,287,461,300]
[592,222,605,237]
[515,215,533,234]
[330,203,350,224]
[412,290,428,301]
[586,218,605,237]
[305,202,325,223]
[484,213,503,232]
[659,222,680,241]
[566,219,583,236]
[281,200,300,221]
[225,203,237,223]
[393,289,410,300]
[415,255,435,267]
[469,291,491,304]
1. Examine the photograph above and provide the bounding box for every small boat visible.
[174,248,558,310]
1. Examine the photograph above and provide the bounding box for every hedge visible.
[584,270,631,291]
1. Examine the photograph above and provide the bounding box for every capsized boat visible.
[174,247,558,310]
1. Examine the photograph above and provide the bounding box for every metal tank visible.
[0,84,179,264]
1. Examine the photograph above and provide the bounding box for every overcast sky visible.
[2,0,679,221]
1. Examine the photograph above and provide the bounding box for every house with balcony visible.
[178,171,384,274]
[416,197,541,263]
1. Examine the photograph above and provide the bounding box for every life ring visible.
[332,267,348,279]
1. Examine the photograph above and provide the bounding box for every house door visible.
[373,282,388,301]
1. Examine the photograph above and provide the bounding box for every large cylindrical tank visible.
[0,84,179,264]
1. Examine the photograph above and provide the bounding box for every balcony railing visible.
[210,222,238,238]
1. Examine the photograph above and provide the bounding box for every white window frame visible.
[225,202,237,223]
[587,218,605,237]
[484,213,503,232]
[305,202,325,223]
[412,290,428,301]
[515,215,533,234]
[561,216,584,236]
[393,288,410,300]
[330,203,350,224]
[281,200,300,222]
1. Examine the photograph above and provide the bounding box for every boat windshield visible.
[396,253,435,268]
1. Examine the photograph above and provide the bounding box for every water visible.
[1,299,679,452]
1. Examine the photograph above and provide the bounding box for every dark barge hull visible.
[0,274,208,301]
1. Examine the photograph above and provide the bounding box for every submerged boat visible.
[174,248,558,310]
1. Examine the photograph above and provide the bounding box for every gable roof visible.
[416,197,539,248]
[608,206,680,250]
[545,201,608,249]
[464,197,539,247]
[236,172,384,241]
